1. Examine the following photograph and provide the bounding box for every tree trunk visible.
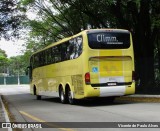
[134,0,155,93]
[112,0,155,93]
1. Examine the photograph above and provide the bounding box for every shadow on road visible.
[41,97,135,107]
[2,92,136,108]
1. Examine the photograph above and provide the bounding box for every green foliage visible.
[20,0,160,88]
[8,55,29,76]
[0,48,29,76]
[0,56,8,66]
[21,0,35,6]
[0,49,8,66]
[0,49,8,76]
[21,0,160,49]
[0,0,26,40]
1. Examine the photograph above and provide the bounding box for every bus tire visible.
[67,88,76,105]
[59,87,66,104]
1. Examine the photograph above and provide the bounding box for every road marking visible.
[20,111,45,122]
[19,111,75,131]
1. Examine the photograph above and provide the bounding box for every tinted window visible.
[31,35,83,69]
[45,48,52,64]
[69,36,83,59]
[88,31,130,49]
[33,54,39,68]
[39,52,45,66]
[53,45,61,63]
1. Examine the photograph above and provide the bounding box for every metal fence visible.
[0,76,29,85]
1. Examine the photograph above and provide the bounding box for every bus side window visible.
[39,52,45,66]
[61,42,70,61]
[45,50,48,64]
[34,54,39,68]
[51,47,55,63]
[68,36,82,59]
[53,45,61,63]
[77,36,83,56]
[68,39,74,59]
[46,48,52,64]
[61,44,67,61]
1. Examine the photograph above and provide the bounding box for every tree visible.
[110,0,160,90]
[0,49,8,76]
[0,48,8,66]
[62,0,160,89]
[8,55,28,76]
[0,0,25,40]
[57,0,160,90]
[21,0,160,92]
[0,48,29,76]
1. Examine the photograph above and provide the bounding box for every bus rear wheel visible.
[59,87,66,104]
[67,88,76,105]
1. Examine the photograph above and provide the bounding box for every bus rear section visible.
[84,29,135,98]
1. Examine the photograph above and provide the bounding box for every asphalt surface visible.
[0,85,160,131]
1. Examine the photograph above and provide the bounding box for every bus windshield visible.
[87,31,130,49]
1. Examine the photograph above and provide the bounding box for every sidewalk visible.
[0,95,9,131]
[0,96,6,122]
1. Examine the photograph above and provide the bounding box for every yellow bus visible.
[27,29,135,104]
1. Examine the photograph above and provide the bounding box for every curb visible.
[117,95,160,102]
[0,96,12,131]
[125,94,160,98]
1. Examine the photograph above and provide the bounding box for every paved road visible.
[0,85,160,131]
